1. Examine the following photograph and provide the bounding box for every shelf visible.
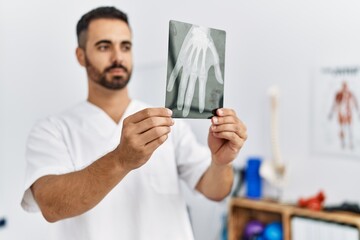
[228,197,360,240]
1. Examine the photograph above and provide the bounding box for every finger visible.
[211,115,246,132]
[198,47,208,113]
[183,73,197,117]
[167,62,182,92]
[208,41,220,64]
[134,116,174,134]
[211,123,247,140]
[140,126,172,145]
[126,108,172,124]
[212,113,247,139]
[177,68,190,111]
[211,131,245,149]
[145,134,169,152]
[214,63,224,84]
[208,42,224,84]
[215,108,237,117]
[198,75,207,113]
[211,115,238,125]
[168,29,195,92]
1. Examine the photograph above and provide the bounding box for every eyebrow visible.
[121,40,132,46]
[95,40,112,46]
[94,40,132,46]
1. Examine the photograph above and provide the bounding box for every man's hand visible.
[114,108,174,171]
[208,108,247,165]
[195,108,246,201]
[31,108,174,223]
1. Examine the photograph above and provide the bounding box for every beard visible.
[85,56,132,90]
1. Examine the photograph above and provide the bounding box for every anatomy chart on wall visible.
[165,20,226,118]
[312,66,360,158]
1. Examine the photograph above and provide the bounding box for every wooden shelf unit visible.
[228,197,360,240]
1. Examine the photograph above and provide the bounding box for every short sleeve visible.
[21,117,74,212]
[171,120,211,191]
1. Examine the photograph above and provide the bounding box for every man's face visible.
[82,19,133,90]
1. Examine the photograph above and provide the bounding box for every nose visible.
[111,47,124,63]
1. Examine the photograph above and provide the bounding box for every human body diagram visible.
[328,81,360,149]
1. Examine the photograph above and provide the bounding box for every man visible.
[21,6,247,240]
[329,81,360,149]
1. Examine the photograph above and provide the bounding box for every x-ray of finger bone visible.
[165,20,226,119]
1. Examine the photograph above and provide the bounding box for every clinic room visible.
[1,0,360,239]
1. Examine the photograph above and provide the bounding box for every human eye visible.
[121,43,132,52]
[98,45,110,52]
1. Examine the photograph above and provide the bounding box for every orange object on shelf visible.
[298,191,325,211]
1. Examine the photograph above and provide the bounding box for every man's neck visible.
[87,81,131,124]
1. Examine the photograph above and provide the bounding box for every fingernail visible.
[217,109,223,116]
[213,117,218,124]
[167,109,173,116]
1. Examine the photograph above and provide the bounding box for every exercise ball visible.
[243,220,265,239]
[262,222,283,240]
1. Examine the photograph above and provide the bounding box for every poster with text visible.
[312,66,360,158]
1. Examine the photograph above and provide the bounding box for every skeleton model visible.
[260,86,287,193]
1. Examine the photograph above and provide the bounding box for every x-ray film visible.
[165,20,226,119]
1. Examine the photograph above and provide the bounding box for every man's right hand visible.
[114,108,174,171]
[31,108,174,222]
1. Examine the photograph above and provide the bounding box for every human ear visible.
[76,47,86,67]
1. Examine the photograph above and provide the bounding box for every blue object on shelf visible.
[0,218,6,228]
[263,222,283,240]
[245,157,262,199]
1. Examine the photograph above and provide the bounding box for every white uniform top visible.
[21,100,211,240]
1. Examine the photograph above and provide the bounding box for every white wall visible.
[119,0,360,202]
[2,0,360,240]
[0,0,113,239]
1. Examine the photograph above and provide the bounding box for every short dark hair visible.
[76,6,130,48]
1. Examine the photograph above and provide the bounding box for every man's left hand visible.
[208,108,247,165]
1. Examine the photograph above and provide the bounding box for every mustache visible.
[104,62,128,73]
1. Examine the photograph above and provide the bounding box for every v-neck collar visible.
[83,100,135,128]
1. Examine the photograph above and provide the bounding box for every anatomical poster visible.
[165,20,226,118]
[311,66,360,158]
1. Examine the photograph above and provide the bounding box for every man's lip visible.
[108,68,126,74]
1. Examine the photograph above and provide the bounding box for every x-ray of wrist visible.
[165,20,226,118]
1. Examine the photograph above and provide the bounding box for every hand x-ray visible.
[165,20,226,119]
